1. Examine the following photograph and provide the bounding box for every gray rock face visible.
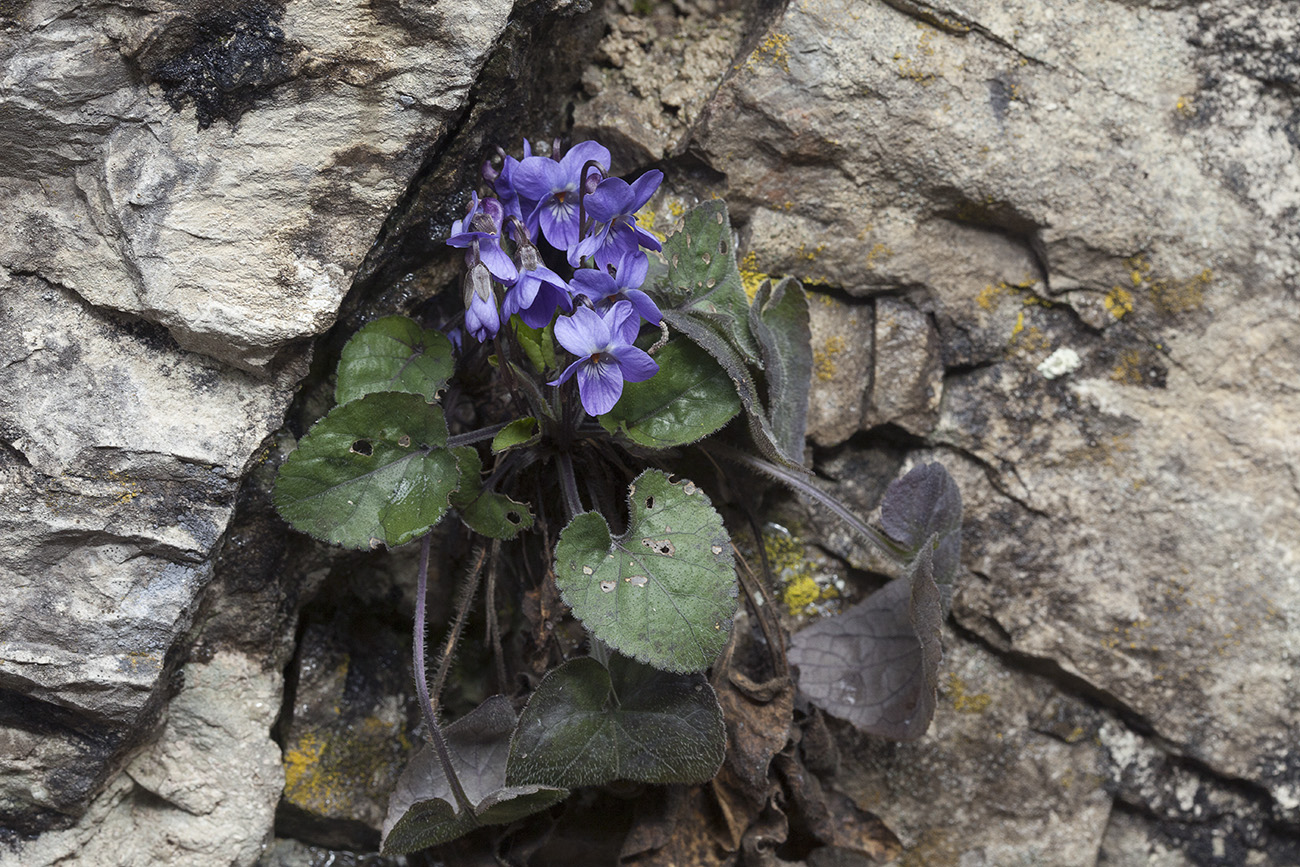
[0,0,515,840]
[1,0,514,371]
[0,275,300,831]
[0,652,283,867]
[686,0,1300,859]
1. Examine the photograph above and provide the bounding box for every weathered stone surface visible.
[0,652,283,867]
[862,295,941,436]
[805,292,871,448]
[0,0,519,839]
[573,0,749,171]
[277,614,417,850]
[694,0,1300,840]
[1,0,515,370]
[0,275,300,830]
[833,630,1113,866]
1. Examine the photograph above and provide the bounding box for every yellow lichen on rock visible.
[1104,286,1134,319]
[813,335,846,381]
[945,673,993,714]
[739,250,770,300]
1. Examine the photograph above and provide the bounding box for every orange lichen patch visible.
[1151,268,1212,314]
[975,276,1038,311]
[865,242,893,268]
[105,470,143,505]
[1007,310,1050,354]
[893,23,940,85]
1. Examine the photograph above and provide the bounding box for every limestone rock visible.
[695,0,1300,835]
[0,0,519,838]
[573,0,748,171]
[805,292,871,448]
[0,652,283,867]
[863,296,941,436]
[0,0,515,371]
[833,630,1112,866]
[0,276,300,831]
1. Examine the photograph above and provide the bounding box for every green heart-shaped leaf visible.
[335,316,454,405]
[654,200,760,364]
[273,392,460,549]
[381,696,567,854]
[554,470,737,672]
[599,339,741,448]
[749,276,813,463]
[507,654,726,788]
[450,447,533,539]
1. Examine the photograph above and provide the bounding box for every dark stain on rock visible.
[151,2,293,130]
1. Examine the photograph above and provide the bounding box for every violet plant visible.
[272,139,963,854]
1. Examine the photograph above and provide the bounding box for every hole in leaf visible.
[718,238,727,255]
[350,439,373,456]
[644,496,655,510]
[398,434,411,447]
[507,511,521,525]
[642,538,675,556]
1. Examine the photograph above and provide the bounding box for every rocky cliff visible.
[1,0,1296,864]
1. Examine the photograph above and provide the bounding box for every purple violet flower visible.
[502,241,573,328]
[549,301,658,416]
[569,252,661,326]
[462,260,500,343]
[575,170,663,270]
[512,141,611,255]
[447,193,517,283]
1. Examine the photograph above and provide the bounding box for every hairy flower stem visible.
[715,447,906,565]
[557,450,582,520]
[413,534,476,818]
[447,423,510,448]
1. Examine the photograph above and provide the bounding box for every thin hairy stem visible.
[484,540,507,694]
[714,446,905,564]
[413,534,476,818]
[557,450,582,520]
[429,545,491,711]
[447,423,509,448]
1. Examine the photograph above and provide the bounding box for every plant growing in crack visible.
[271,138,963,854]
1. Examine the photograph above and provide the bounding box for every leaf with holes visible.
[450,447,533,539]
[273,392,460,549]
[599,339,741,448]
[381,696,567,854]
[507,654,726,789]
[880,462,963,607]
[653,200,760,364]
[749,276,813,464]
[554,470,737,673]
[788,540,943,740]
[335,316,454,405]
